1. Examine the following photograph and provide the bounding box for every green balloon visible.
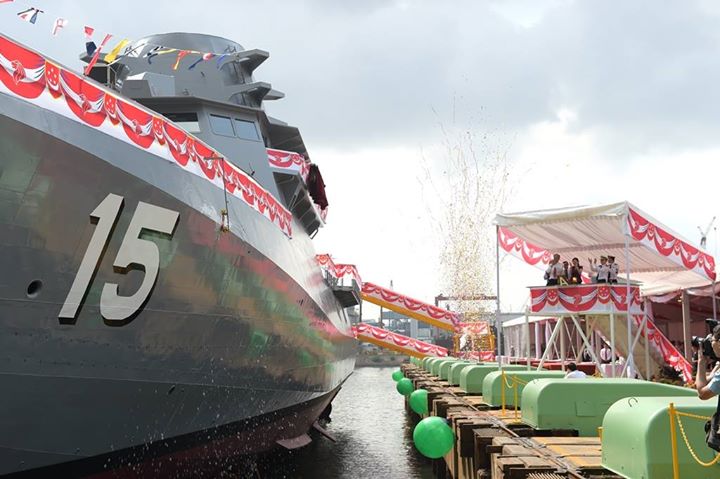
[413,416,455,459]
[392,370,404,382]
[396,377,414,396]
[409,389,429,415]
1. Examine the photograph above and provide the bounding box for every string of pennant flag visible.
[1,0,244,75]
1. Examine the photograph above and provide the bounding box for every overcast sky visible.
[3,0,720,315]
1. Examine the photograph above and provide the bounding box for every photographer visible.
[695,325,720,400]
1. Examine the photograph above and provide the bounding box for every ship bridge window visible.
[209,114,235,137]
[165,112,200,133]
[234,119,260,141]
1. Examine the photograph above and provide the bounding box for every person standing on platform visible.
[589,256,610,283]
[608,255,619,284]
[544,254,564,286]
[569,257,583,284]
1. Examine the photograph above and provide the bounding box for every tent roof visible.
[495,201,715,295]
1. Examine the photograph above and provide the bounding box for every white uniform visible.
[591,262,610,282]
[608,262,619,282]
[565,370,587,379]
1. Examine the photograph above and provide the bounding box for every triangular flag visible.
[0,1,15,4]
[17,7,43,24]
[172,50,191,70]
[84,26,95,40]
[52,18,68,37]
[84,34,112,75]
[104,39,130,63]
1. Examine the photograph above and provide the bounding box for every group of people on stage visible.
[543,253,620,286]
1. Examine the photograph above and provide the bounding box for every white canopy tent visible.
[493,201,716,374]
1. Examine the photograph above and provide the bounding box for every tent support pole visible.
[538,318,562,370]
[525,308,531,370]
[560,317,566,371]
[495,225,502,369]
[624,230,633,378]
[645,318,651,379]
[610,312,616,378]
[682,290,692,362]
[534,320,541,359]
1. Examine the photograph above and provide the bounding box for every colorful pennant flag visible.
[104,39,130,63]
[17,7,43,24]
[52,18,68,36]
[188,52,215,70]
[172,50,191,70]
[84,33,112,75]
[0,0,15,4]
[84,26,97,56]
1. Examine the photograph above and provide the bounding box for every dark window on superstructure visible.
[165,112,201,133]
[234,119,260,141]
[220,61,245,86]
[209,114,234,137]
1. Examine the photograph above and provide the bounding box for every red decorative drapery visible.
[361,282,460,331]
[498,227,552,266]
[352,323,448,358]
[628,207,716,281]
[632,315,693,383]
[529,284,643,314]
[267,148,310,180]
[0,35,292,237]
[316,254,362,286]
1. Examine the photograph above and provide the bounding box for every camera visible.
[692,319,720,362]
[693,334,719,362]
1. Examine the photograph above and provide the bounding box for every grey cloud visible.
[6,0,720,155]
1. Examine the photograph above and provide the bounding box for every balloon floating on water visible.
[413,416,455,459]
[396,377,414,396]
[409,389,428,415]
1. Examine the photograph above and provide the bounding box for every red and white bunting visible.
[632,315,692,383]
[352,323,448,358]
[361,282,460,330]
[529,284,643,315]
[316,254,362,286]
[267,148,310,180]
[628,207,716,281]
[0,35,293,237]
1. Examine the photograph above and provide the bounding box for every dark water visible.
[254,367,434,479]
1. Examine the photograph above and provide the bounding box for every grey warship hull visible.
[0,34,355,475]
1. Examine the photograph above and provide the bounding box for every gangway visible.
[361,282,496,358]
[316,255,496,359]
[352,323,448,358]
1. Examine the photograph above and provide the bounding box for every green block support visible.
[521,379,696,436]
[482,371,565,407]
[431,359,457,377]
[449,362,478,386]
[439,359,468,381]
[602,396,717,479]
[423,357,440,372]
[459,365,528,394]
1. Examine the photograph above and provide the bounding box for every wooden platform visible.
[400,363,624,479]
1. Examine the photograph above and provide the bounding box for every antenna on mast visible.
[698,216,716,249]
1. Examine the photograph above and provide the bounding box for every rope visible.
[676,410,713,421]
[668,402,720,474]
